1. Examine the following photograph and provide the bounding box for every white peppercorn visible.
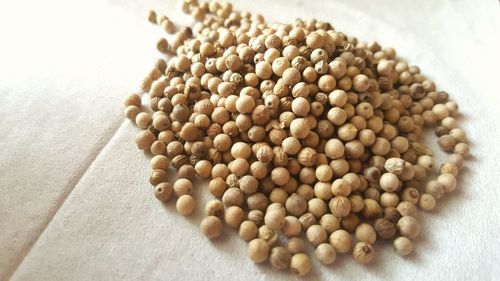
[248,238,270,263]
[308,197,328,218]
[239,220,258,241]
[135,130,156,150]
[440,162,458,176]
[290,253,311,276]
[313,244,336,266]
[454,142,470,157]
[419,193,436,211]
[393,236,413,256]
[176,194,196,216]
[355,223,376,244]
[290,118,310,139]
[329,229,352,253]
[151,155,169,170]
[150,169,169,186]
[205,199,224,217]
[282,216,302,237]
[222,187,244,207]
[384,158,405,175]
[306,224,327,247]
[331,179,352,197]
[269,247,292,270]
[265,209,286,230]
[201,216,223,240]
[329,196,351,218]
[352,242,375,264]
[154,182,173,202]
[285,193,307,217]
[287,237,305,254]
[225,206,245,228]
[380,192,400,208]
[397,216,421,239]
[437,173,457,193]
[258,225,279,246]
[425,180,444,199]
[299,212,317,230]
[173,178,193,196]
[397,201,417,217]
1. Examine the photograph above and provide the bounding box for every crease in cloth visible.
[5,118,127,280]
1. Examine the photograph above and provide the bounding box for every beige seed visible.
[264,209,286,230]
[205,199,224,217]
[201,216,223,240]
[151,155,169,170]
[287,237,305,254]
[225,206,245,228]
[419,193,436,211]
[248,238,270,263]
[329,229,352,253]
[290,118,310,139]
[397,216,421,239]
[315,243,337,265]
[355,223,377,244]
[154,182,173,202]
[290,253,311,276]
[239,220,258,241]
[380,173,399,192]
[352,242,375,264]
[173,178,193,196]
[176,195,195,216]
[393,236,413,256]
[437,173,457,193]
[306,224,327,247]
[269,247,292,270]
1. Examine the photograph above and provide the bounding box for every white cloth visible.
[0,0,499,280]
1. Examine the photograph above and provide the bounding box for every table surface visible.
[1,0,500,280]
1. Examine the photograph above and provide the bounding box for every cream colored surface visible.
[0,0,499,280]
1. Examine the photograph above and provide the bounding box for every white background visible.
[1,0,499,280]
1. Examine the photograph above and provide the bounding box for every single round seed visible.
[306,224,327,247]
[393,236,413,256]
[419,193,436,211]
[135,130,156,150]
[205,199,224,217]
[437,173,457,193]
[264,209,286,230]
[290,253,311,276]
[329,229,352,253]
[176,195,195,216]
[269,247,292,270]
[290,118,310,139]
[225,206,245,228]
[239,220,258,241]
[124,93,141,107]
[201,216,223,240]
[173,178,193,196]
[151,155,169,170]
[287,237,305,254]
[352,242,375,264]
[355,223,377,244]
[150,169,169,186]
[374,218,397,239]
[315,243,337,265]
[154,182,173,202]
[397,216,421,239]
[248,238,270,263]
[380,173,399,192]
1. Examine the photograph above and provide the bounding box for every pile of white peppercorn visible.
[123,0,470,276]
